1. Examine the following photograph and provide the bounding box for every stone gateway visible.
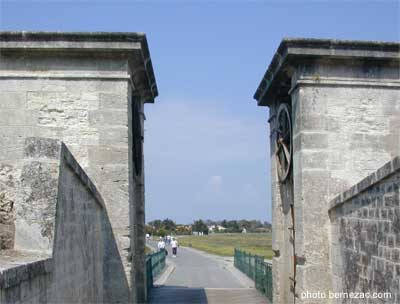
[253,38,400,304]
[0,32,158,303]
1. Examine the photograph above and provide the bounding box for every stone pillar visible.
[0,32,158,303]
[254,38,399,304]
[129,93,147,303]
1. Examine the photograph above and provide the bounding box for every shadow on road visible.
[149,286,208,304]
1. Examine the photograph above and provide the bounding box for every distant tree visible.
[205,219,216,227]
[157,228,166,237]
[192,219,208,235]
[149,218,271,234]
[148,220,162,229]
[221,220,228,228]
[226,220,240,233]
[253,220,263,228]
[145,225,154,235]
[239,220,251,230]
[263,221,272,229]
[162,218,176,231]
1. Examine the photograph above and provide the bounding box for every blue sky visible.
[1,1,399,224]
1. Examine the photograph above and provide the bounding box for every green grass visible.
[178,233,272,259]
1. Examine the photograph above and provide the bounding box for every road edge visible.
[154,260,175,286]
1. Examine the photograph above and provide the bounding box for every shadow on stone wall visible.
[53,139,131,303]
[101,212,131,303]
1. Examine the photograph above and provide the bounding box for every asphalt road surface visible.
[162,244,243,288]
[147,241,269,304]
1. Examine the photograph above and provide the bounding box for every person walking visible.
[157,237,166,253]
[171,237,178,257]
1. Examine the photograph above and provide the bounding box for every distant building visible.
[208,225,227,233]
[217,225,227,231]
[208,225,216,233]
[175,224,192,235]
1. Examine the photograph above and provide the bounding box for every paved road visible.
[147,241,269,304]
[162,244,243,288]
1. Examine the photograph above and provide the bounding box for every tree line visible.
[146,218,271,236]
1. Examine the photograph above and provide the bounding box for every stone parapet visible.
[0,251,53,289]
[329,156,400,210]
[329,157,400,303]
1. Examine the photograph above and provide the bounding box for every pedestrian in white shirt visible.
[171,238,178,257]
[157,237,166,252]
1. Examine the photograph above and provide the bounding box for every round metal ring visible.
[275,103,292,182]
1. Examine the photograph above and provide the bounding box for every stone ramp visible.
[149,287,269,304]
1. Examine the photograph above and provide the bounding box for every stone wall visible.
[1,253,53,303]
[0,138,128,303]
[329,157,400,304]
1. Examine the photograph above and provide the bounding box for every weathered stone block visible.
[99,93,127,109]
[24,137,61,159]
[87,146,128,165]
[98,127,128,146]
[0,92,25,109]
[88,110,128,127]
[293,132,329,151]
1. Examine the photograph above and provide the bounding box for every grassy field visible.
[178,233,272,259]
